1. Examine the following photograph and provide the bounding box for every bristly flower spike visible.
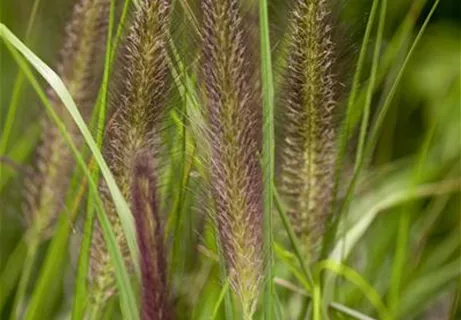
[278,0,339,262]
[90,0,172,308]
[201,0,263,317]
[24,0,109,240]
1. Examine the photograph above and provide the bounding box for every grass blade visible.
[259,0,275,317]
[0,239,27,312]
[354,0,387,175]
[0,0,41,155]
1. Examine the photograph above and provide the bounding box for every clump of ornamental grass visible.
[90,0,172,310]
[132,152,172,320]
[200,0,263,317]
[277,0,340,262]
[23,0,109,241]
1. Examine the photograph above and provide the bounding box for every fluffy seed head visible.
[90,0,172,305]
[201,0,263,316]
[278,0,339,261]
[23,0,109,240]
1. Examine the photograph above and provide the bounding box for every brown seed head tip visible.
[132,153,172,320]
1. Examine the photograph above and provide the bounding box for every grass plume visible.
[132,152,172,320]
[90,0,172,308]
[278,0,339,262]
[23,0,109,240]
[200,0,263,317]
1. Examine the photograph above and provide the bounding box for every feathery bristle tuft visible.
[278,0,339,261]
[132,152,172,320]
[200,0,263,317]
[90,0,172,306]
[23,0,110,240]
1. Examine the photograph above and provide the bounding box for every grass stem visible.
[259,0,275,317]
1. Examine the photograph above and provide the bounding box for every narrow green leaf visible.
[0,239,27,313]
[354,0,387,175]
[274,187,313,287]
[0,0,41,155]
[259,0,275,317]
[212,278,230,320]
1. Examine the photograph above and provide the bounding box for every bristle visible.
[278,0,339,261]
[90,0,172,306]
[23,0,110,240]
[200,0,263,317]
[132,152,172,320]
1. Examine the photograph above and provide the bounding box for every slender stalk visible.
[259,0,275,317]
[9,236,39,320]
[354,0,387,174]
[0,238,27,313]
[274,187,313,286]
[312,284,322,320]
[0,0,41,155]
